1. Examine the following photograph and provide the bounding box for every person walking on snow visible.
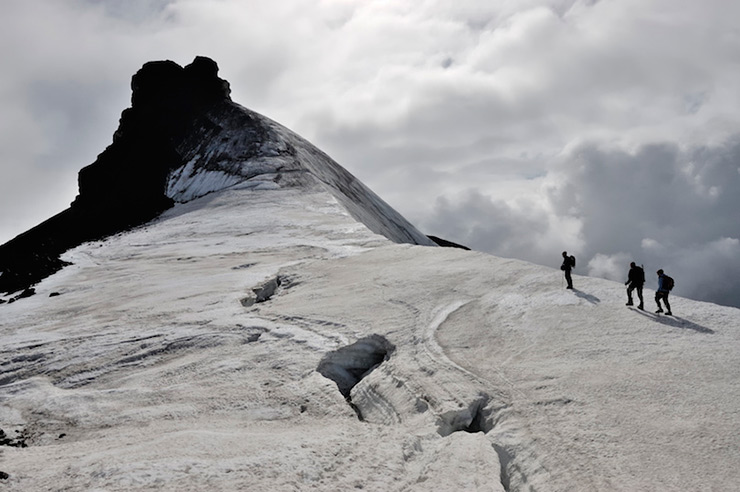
[625,262,645,309]
[561,251,575,289]
[655,269,672,315]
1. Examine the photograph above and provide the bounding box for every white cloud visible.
[586,252,631,282]
[1,0,739,307]
[640,238,664,252]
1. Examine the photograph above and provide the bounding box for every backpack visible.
[635,266,645,284]
[570,255,576,268]
[663,275,674,291]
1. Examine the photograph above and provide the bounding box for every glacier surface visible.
[1,184,739,491]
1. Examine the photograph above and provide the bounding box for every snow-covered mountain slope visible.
[0,56,434,297]
[1,185,739,491]
[165,98,435,247]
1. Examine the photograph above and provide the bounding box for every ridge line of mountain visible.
[1,56,463,298]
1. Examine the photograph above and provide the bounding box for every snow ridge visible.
[166,100,435,247]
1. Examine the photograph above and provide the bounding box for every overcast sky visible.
[2,0,739,307]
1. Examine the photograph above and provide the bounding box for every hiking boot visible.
[638,304,644,310]
[626,301,633,306]
[665,311,672,316]
[655,308,663,314]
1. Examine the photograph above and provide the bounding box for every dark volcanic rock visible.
[73,56,231,218]
[427,235,471,250]
[0,56,231,296]
[0,428,28,448]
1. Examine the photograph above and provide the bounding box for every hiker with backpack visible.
[561,251,575,289]
[625,262,645,309]
[655,269,674,315]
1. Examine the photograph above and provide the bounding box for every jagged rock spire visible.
[0,57,231,295]
[74,56,231,215]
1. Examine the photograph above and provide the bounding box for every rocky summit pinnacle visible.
[0,56,436,298]
[0,57,233,296]
[73,56,232,218]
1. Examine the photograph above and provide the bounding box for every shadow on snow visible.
[631,308,715,334]
[571,289,600,304]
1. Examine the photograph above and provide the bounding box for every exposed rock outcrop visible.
[0,57,231,295]
[428,235,471,250]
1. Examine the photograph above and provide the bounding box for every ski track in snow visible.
[423,301,478,381]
